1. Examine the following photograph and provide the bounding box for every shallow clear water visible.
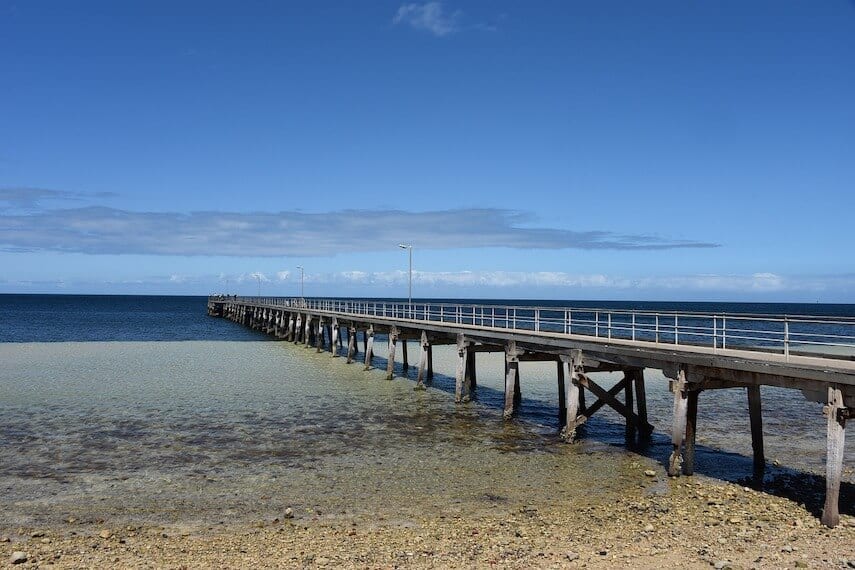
[1,337,851,529]
[0,295,851,530]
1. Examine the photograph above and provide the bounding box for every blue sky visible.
[1,1,854,301]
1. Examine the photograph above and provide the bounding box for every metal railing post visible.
[784,318,790,361]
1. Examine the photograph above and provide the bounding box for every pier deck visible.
[207,296,853,527]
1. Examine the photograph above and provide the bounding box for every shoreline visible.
[3,475,854,569]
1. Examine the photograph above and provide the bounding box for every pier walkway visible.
[207,296,854,527]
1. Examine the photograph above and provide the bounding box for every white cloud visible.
[0,189,717,256]
[275,271,291,281]
[393,2,460,36]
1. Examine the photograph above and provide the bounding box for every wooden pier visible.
[207,296,854,527]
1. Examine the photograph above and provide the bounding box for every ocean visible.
[0,294,852,530]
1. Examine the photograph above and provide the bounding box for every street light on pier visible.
[398,243,412,317]
[296,265,305,300]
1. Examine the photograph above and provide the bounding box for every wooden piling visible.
[364,326,375,370]
[415,331,429,390]
[386,327,398,380]
[427,344,434,381]
[346,327,357,363]
[401,339,408,372]
[315,319,324,353]
[821,386,846,528]
[503,341,521,419]
[466,349,477,391]
[560,350,583,442]
[632,369,651,436]
[331,318,340,357]
[557,360,566,429]
[668,366,689,477]
[683,389,699,476]
[455,334,470,403]
[747,385,765,475]
[625,371,637,441]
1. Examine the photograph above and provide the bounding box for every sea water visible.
[0,295,852,529]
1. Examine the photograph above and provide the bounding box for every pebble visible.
[284,507,294,519]
[566,551,579,561]
[99,529,112,539]
[713,561,731,570]
[0,536,10,543]
[794,561,808,568]
[644,470,656,477]
[10,551,28,565]
[643,524,654,532]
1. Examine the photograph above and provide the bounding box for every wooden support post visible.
[315,319,324,353]
[557,360,566,429]
[560,351,583,442]
[747,385,765,476]
[455,334,471,403]
[503,341,521,419]
[821,386,846,528]
[304,315,312,348]
[683,389,699,476]
[386,327,399,380]
[625,371,637,441]
[668,366,689,477]
[346,327,357,363]
[363,326,375,370]
[415,331,429,391]
[401,339,409,371]
[466,349,477,391]
[293,314,301,343]
[633,369,651,436]
[331,318,340,357]
[427,344,434,381]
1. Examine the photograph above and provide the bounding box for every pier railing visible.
[211,296,855,362]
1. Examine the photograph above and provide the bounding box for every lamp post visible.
[296,265,304,300]
[255,274,262,297]
[398,243,412,317]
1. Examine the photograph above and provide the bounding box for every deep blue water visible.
[2,294,854,343]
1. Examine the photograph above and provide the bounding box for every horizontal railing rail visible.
[208,296,855,362]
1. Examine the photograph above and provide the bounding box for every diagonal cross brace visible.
[577,374,654,433]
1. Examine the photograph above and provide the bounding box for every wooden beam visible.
[821,386,846,528]
[466,349,477,390]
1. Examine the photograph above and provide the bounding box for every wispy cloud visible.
[393,2,460,36]
[0,187,116,211]
[0,189,717,256]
